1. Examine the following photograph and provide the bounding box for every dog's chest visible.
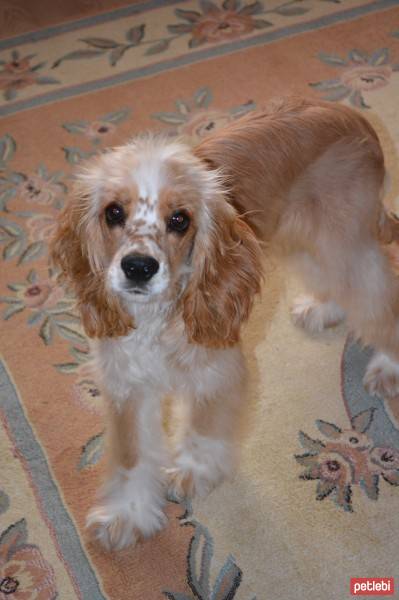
[93,310,184,398]
[92,306,244,402]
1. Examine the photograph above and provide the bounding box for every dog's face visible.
[93,149,205,304]
[51,136,262,346]
[104,186,193,302]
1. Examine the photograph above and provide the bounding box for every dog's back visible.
[194,97,386,245]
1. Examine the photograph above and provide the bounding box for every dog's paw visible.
[87,466,167,551]
[364,352,399,400]
[86,503,139,551]
[291,295,345,333]
[167,435,234,499]
[166,464,225,499]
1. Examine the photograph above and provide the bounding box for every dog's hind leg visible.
[291,294,346,333]
[306,235,399,400]
[345,249,399,400]
[289,252,345,333]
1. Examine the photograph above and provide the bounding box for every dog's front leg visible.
[168,363,247,499]
[87,390,168,550]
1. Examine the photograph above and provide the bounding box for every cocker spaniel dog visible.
[51,96,399,550]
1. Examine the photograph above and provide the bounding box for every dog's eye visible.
[167,211,190,234]
[105,202,126,227]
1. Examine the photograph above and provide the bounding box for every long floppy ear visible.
[50,188,134,339]
[182,199,262,348]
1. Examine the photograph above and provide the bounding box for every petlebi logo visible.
[350,578,394,596]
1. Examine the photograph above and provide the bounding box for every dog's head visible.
[51,135,262,347]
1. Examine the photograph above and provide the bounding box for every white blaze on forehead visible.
[127,137,190,231]
[134,200,158,228]
[129,136,187,203]
[132,158,168,204]
[76,134,221,230]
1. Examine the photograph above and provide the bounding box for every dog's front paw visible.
[291,295,345,333]
[167,465,217,499]
[87,503,139,551]
[167,435,234,499]
[87,466,167,551]
[364,352,399,399]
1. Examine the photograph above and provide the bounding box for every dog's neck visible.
[122,296,176,340]
[126,294,173,317]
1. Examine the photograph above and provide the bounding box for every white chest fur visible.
[92,301,245,404]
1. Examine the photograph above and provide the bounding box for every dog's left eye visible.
[167,211,190,234]
[105,202,126,227]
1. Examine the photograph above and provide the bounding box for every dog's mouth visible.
[123,284,160,300]
[125,287,148,296]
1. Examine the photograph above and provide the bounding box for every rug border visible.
[0,356,107,600]
[0,0,398,118]
[0,0,187,50]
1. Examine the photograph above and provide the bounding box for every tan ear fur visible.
[50,196,134,339]
[182,204,262,348]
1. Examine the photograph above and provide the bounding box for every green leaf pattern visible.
[47,0,326,72]
[163,496,247,600]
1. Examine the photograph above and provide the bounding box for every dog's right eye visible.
[105,202,126,227]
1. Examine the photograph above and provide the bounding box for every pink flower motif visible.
[179,109,233,142]
[17,176,63,206]
[0,519,57,600]
[295,409,396,510]
[20,281,64,310]
[26,215,57,243]
[311,48,399,109]
[152,86,255,144]
[318,453,351,483]
[340,64,392,93]
[168,1,271,48]
[71,362,104,415]
[85,120,116,141]
[315,452,352,487]
[0,71,38,92]
[0,50,59,101]
[3,56,32,74]
[62,108,130,144]
[192,10,256,44]
[0,53,38,93]
[298,448,356,511]
[325,428,372,452]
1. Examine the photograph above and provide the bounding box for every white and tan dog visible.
[51,96,399,550]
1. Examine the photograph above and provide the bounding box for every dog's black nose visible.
[121,254,159,283]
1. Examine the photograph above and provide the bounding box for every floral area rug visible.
[1,1,399,599]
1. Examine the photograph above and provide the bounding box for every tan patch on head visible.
[50,183,135,339]
[100,186,138,221]
[98,185,153,262]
